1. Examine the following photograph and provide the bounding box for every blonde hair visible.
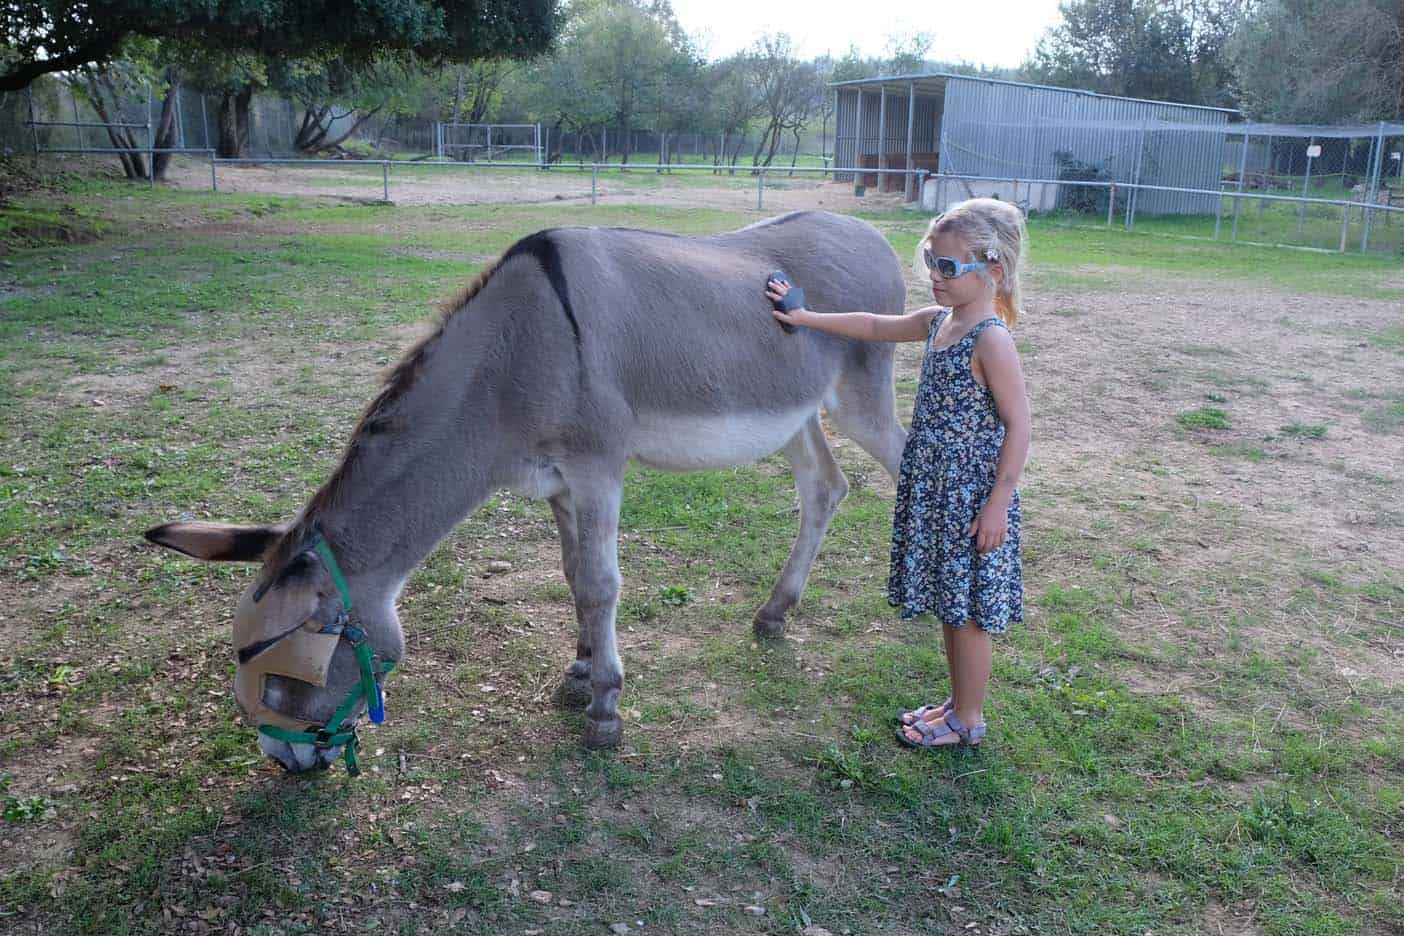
[918,197,1028,328]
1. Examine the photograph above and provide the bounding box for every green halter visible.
[257,536,394,776]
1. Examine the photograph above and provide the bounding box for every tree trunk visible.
[548,117,565,163]
[151,69,181,181]
[451,67,464,122]
[217,86,255,158]
[235,86,253,156]
[296,106,383,154]
[84,70,144,179]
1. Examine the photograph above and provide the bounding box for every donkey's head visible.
[144,521,398,774]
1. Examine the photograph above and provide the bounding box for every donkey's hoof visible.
[554,674,592,709]
[752,612,787,640]
[583,717,623,750]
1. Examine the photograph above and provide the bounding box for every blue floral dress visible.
[887,311,1023,633]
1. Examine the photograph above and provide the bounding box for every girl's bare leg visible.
[940,621,959,715]
[949,621,991,728]
[902,620,990,745]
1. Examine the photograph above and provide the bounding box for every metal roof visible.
[829,71,1241,116]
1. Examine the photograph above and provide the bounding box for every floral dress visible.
[887,311,1023,633]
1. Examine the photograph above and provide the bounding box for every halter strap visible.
[257,531,394,776]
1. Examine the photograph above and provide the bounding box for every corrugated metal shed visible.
[832,72,1239,214]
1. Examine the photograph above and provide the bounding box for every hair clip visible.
[985,247,1000,261]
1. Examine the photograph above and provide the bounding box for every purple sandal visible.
[897,697,952,727]
[895,710,986,750]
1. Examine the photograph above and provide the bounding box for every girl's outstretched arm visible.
[766,279,937,343]
[969,327,1031,553]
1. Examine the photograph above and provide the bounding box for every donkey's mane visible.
[265,243,523,571]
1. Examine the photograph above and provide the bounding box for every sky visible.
[669,0,1065,69]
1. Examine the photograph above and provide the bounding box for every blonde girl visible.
[765,197,1031,748]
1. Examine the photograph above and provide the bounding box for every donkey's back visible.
[512,211,906,470]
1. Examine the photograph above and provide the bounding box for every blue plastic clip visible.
[369,678,386,724]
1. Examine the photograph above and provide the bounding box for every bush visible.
[1053,150,1112,216]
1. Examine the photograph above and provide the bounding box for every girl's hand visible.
[765,278,808,328]
[968,496,1009,553]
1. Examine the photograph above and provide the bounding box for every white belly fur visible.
[631,406,817,470]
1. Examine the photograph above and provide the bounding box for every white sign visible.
[1306,144,1322,158]
[1392,152,1402,161]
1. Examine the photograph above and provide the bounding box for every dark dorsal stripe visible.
[501,230,580,342]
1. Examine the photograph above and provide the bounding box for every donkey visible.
[145,209,909,772]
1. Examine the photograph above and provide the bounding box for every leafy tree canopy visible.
[1,0,561,91]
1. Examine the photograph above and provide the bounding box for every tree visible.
[269,55,426,155]
[1,0,561,92]
[1233,0,1404,122]
[514,0,692,165]
[1021,0,1242,106]
[882,31,933,75]
[746,34,817,170]
[703,54,764,170]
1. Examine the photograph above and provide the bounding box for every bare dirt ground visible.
[166,158,914,214]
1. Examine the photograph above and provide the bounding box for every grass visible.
[0,176,1400,935]
[1281,422,1328,439]
[1176,406,1231,430]
[1034,176,1404,258]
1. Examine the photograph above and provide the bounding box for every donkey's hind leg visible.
[824,358,907,482]
[549,492,592,708]
[556,463,627,749]
[754,414,849,639]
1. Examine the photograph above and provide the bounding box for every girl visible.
[765,197,1031,748]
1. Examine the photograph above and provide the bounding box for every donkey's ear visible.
[143,522,289,562]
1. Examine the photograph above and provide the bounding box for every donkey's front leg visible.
[566,475,626,749]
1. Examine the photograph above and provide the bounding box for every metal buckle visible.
[313,727,335,749]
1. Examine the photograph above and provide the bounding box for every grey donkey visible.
[145,209,909,771]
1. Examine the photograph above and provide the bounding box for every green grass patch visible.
[1280,422,1328,439]
[1177,406,1231,430]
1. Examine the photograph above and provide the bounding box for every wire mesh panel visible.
[438,123,538,161]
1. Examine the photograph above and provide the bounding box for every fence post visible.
[1107,182,1115,227]
[147,84,154,185]
[1231,132,1249,242]
[382,161,389,201]
[1297,140,1314,235]
[210,151,217,192]
[757,168,765,210]
[1213,185,1225,240]
[1361,120,1386,254]
[26,87,40,168]
[174,84,184,149]
[1339,202,1350,253]
[591,164,597,205]
[1126,121,1147,231]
